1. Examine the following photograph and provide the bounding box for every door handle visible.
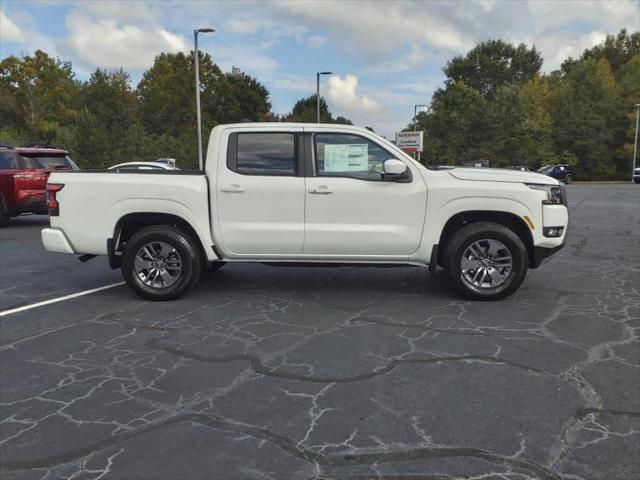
[220,184,245,193]
[309,186,332,195]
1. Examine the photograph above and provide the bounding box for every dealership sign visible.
[396,131,423,153]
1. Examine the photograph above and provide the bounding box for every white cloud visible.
[58,11,187,70]
[523,0,638,69]
[73,1,161,25]
[211,43,280,77]
[272,0,475,57]
[326,74,384,119]
[0,9,25,43]
[308,35,329,49]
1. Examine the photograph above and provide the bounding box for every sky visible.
[1,0,639,138]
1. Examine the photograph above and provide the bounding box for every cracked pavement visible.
[0,184,638,479]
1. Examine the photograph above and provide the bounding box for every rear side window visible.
[19,155,78,170]
[0,152,17,169]
[231,133,295,176]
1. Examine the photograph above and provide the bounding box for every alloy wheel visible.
[460,239,513,289]
[134,241,182,288]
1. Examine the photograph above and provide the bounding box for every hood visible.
[446,167,559,185]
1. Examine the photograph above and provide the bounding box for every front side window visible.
[314,133,393,181]
[235,133,295,176]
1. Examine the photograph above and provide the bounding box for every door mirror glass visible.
[383,159,407,176]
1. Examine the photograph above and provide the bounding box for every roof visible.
[0,146,69,155]
[213,122,366,131]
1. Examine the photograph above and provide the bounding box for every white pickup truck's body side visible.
[46,173,217,261]
[43,122,568,271]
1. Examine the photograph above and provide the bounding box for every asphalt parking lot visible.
[0,184,638,480]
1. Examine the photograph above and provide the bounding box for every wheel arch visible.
[437,210,535,268]
[110,212,209,269]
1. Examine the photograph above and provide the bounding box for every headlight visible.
[526,184,566,205]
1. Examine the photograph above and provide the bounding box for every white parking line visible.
[0,282,126,317]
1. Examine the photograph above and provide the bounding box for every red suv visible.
[0,146,79,227]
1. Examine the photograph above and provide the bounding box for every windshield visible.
[537,165,553,173]
[20,154,79,170]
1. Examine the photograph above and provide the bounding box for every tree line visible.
[415,30,639,180]
[1,29,638,178]
[0,50,350,170]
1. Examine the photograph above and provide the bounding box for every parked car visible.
[42,123,568,301]
[0,146,78,227]
[154,158,178,167]
[108,162,179,172]
[633,167,640,184]
[537,164,574,184]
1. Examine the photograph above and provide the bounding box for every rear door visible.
[216,128,305,255]
[304,131,427,256]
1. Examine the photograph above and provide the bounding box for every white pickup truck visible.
[42,123,568,301]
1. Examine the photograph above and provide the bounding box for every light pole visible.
[194,27,214,170]
[316,71,332,123]
[414,104,427,161]
[632,103,640,183]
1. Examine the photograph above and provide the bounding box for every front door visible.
[216,129,305,255]
[304,132,427,257]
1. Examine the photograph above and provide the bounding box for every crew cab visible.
[0,146,79,226]
[41,123,568,301]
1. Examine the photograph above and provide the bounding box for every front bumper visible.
[41,228,75,254]
[530,243,565,268]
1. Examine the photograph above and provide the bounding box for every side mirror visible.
[383,159,407,176]
[384,158,407,175]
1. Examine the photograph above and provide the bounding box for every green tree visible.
[563,29,640,76]
[550,58,624,179]
[285,94,352,124]
[225,71,271,121]
[70,69,144,168]
[444,40,543,98]
[420,81,489,165]
[0,50,79,143]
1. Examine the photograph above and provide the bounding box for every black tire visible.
[564,175,572,184]
[634,178,640,184]
[443,222,528,301]
[121,225,201,301]
[0,193,9,228]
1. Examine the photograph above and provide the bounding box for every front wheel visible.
[122,225,201,300]
[564,175,572,184]
[443,222,528,301]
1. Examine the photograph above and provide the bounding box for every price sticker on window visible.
[323,144,368,172]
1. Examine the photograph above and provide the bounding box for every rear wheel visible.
[443,222,528,301]
[122,225,201,300]
[0,194,9,228]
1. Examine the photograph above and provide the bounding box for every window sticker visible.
[323,144,368,172]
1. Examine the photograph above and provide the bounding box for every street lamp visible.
[316,71,332,123]
[632,103,640,183]
[194,27,215,170]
